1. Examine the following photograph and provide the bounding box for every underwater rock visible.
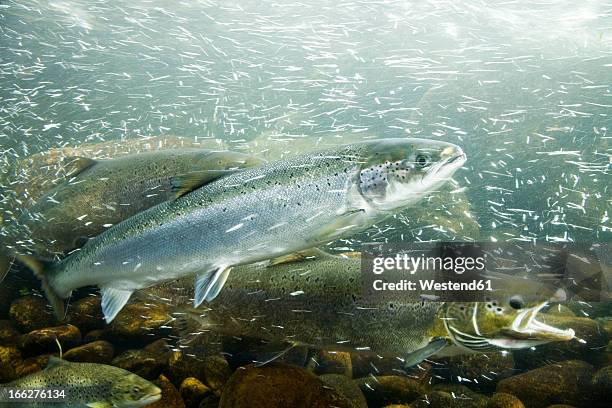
[591,365,612,397]
[496,360,594,408]
[146,374,186,408]
[544,405,576,408]
[0,281,19,319]
[108,302,172,341]
[167,351,230,395]
[411,386,489,408]
[9,296,55,332]
[487,392,525,408]
[201,355,232,395]
[179,377,212,408]
[63,340,114,364]
[355,375,424,407]
[0,320,20,346]
[111,349,167,380]
[198,394,221,408]
[167,350,208,388]
[15,354,51,377]
[0,345,21,382]
[219,363,354,408]
[83,329,106,342]
[319,374,368,408]
[19,324,81,355]
[600,319,612,339]
[437,352,515,390]
[308,350,353,377]
[67,295,105,333]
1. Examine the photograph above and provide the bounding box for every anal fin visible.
[194,266,232,307]
[100,287,133,323]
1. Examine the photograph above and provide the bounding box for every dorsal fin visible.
[170,170,237,198]
[46,356,69,369]
[63,156,98,177]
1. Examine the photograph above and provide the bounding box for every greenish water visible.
[0,1,610,408]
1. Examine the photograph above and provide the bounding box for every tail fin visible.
[0,248,14,284]
[15,254,66,320]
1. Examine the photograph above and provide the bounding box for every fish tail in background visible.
[15,254,66,320]
[0,247,14,284]
[172,309,216,347]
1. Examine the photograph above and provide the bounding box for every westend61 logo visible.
[361,242,609,302]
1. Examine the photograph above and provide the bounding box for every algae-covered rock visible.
[83,329,106,342]
[67,295,105,333]
[0,280,20,319]
[307,350,353,377]
[0,345,21,382]
[411,386,489,408]
[487,392,525,408]
[108,302,172,341]
[591,365,612,397]
[320,373,368,408]
[147,374,186,408]
[9,296,55,332]
[496,360,594,408]
[19,324,81,355]
[167,350,230,395]
[0,320,20,346]
[14,353,50,378]
[355,375,424,407]
[201,355,232,395]
[63,340,114,364]
[179,377,211,408]
[111,349,167,380]
[219,363,354,408]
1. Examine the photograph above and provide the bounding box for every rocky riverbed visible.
[0,285,610,408]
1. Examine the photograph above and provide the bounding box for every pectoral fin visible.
[194,266,232,307]
[253,341,300,367]
[404,337,450,368]
[100,287,133,323]
[311,208,366,243]
[171,170,238,198]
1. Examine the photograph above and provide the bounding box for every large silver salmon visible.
[19,138,466,323]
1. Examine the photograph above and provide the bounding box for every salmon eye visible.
[509,295,524,310]
[415,154,430,169]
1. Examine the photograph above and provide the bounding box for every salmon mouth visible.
[494,302,575,348]
[138,388,162,406]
